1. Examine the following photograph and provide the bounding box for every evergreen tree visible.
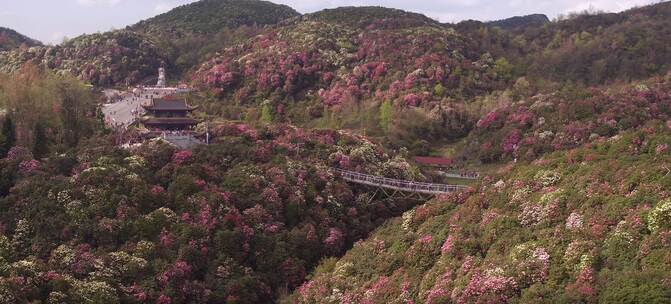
[379,100,393,133]
[32,122,48,159]
[260,101,273,124]
[0,116,16,157]
[494,57,514,81]
[60,86,80,147]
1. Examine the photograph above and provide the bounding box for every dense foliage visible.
[129,0,299,37]
[459,73,671,163]
[485,14,550,30]
[3,1,671,303]
[191,8,509,152]
[0,66,100,156]
[129,0,300,78]
[189,1,671,154]
[460,2,671,85]
[301,6,438,28]
[0,27,41,52]
[0,31,167,87]
[192,7,509,107]
[291,122,671,303]
[0,122,428,303]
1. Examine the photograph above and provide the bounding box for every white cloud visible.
[47,31,68,45]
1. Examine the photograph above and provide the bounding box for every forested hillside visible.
[191,6,514,153]
[0,118,427,302]
[130,0,300,78]
[0,31,167,87]
[1,1,671,303]
[485,14,550,30]
[0,27,41,51]
[291,121,671,303]
[461,1,671,85]
[130,0,299,37]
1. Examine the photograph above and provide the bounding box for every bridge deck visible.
[332,168,469,195]
[437,171,479,180]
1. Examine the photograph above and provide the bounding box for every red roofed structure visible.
[140,94,200,131]
[413,156,453,168]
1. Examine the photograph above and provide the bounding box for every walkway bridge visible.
[332,168,470,196]
[437,171,479,180]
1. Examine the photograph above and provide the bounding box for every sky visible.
[0,0,661,44]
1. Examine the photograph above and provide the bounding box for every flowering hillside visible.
[192,8,511,117]
[2,1,671,303]
[291,121,671,303]
[459,73,671,163]
[0,31,167,87]
[0,123,426,303]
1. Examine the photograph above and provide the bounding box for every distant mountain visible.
[518,1,671,84]
[454,1,671,85]
[0,27,41,51]
[0,30,167,87]
[299,6,439,28]
[486,14,550,30]
[129,0,300,37]
[128,0,301,79]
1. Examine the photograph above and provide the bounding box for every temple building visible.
[140,95,199,131]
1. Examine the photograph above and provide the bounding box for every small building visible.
[141,95,199,131]
[413,156,453,169]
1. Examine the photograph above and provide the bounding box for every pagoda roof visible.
[143,95,198,111]
[142,117,200,126]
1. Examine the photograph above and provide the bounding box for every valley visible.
[0,0,670,303]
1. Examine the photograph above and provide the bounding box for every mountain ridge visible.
[0,27,42,51]
[129,0,300,37]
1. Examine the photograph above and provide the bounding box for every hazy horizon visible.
[0,0,661,44]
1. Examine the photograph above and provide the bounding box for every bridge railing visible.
[332,168,470,194]
[437,171,480,180]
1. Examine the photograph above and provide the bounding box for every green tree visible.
[260,101,273,124]
[0,116,16,157]
[379,100,393,133]
[434,83,446,97]
[512,77,531,100]
[31,122,48,159]
[60,84,81,147]
[494,57,514,81]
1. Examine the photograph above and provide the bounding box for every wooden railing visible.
[332,168,470,195]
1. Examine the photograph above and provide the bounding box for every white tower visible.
[157,67,166,88]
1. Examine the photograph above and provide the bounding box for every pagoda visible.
[140,95,199,131]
